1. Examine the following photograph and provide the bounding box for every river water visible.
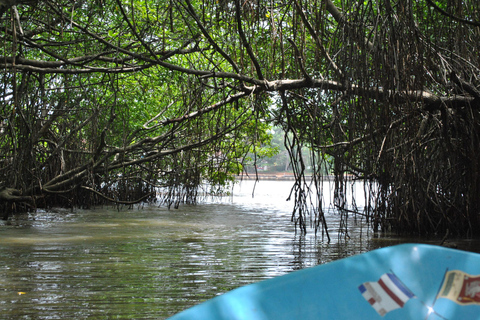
[1,180,479,319]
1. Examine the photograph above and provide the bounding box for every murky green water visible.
[0,180,479,319]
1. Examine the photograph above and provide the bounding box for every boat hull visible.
[168,244,480,319]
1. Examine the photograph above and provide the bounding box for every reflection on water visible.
[0,180,479,319]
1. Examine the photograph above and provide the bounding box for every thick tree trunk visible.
[0,187,34,203]
[0,187,34,219]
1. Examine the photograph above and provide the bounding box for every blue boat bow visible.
[168,244,480,320]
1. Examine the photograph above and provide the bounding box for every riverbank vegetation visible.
[0,0,479,236]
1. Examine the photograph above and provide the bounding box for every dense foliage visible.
[0,0,479,236]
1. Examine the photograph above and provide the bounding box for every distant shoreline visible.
[235,173,339,181]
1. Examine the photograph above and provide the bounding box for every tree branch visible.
[451,71,480,99]
[425,0,480,27]
[324,0,374,51]
[293,0,342,79]
[81,186,155,205]
[183,0,241,74]
[234,0,264,80]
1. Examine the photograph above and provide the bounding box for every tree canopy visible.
[1,0,479,236]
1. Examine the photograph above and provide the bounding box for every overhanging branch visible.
[81,186,155,205]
